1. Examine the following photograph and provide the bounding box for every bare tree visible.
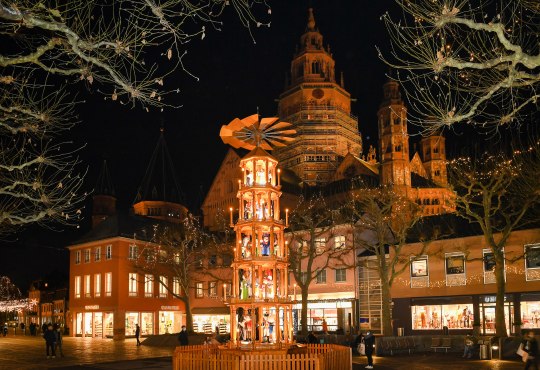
[136,213,230,332]
[286,193,354,336]
[447,143,540,336]
[347,184,424,336]
[0,1,269,235]
[380,0,540,133]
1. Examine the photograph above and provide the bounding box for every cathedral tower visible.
[378,77,411,192]
[420,133,448,186]
[274,8,362,185]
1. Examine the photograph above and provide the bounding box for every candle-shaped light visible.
[238,179,241,190]
[223,283,227,299]
[229,207,233,225]
[285,208,289,226]
[277,168,281,186]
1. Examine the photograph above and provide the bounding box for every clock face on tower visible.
[312,89,324,100]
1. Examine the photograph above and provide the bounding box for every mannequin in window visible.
[244,200,252,220]
[256,167,265,184]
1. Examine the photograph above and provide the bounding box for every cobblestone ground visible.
[0,334,173,370]
[0,333,528,370]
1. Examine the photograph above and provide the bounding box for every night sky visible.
[2,1,418,289]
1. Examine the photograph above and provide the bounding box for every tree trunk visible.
[381,278,393,336]
[494,253,508,337]
[183,297,194,333]
[300,287,309,336]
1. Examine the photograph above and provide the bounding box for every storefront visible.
[394,295,523,335]
[75,306,114,338]
[192,307,230,334]
[74,305,182,338]
[292,300,353,334]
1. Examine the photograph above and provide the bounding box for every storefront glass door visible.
[480,302,513,334]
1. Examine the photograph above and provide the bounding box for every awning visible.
[192,307,230,315]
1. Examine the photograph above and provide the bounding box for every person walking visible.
[322,319,328,334]
[523,331,539,370]
[463,332,476,359]
[363,330,375,369]
[135,324,141,346]
[43,324,56,359]
[2,323,7,337]
[54,324,64,357]
[178,325,189,346]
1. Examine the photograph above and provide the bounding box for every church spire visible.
[306,7,316,31]
[92,160,116,228]
[132,127,188,222]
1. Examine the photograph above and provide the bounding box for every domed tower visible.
[274,8,362,185]
[220,114,295,345]
[92,160,116,228]
[378,77,411,193]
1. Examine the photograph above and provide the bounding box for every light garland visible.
[0,298,38,312]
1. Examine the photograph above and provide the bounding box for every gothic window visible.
[395,145,402,152]
[434,169,441,176]
[312,61,320,74]
[394,117,401,125]
[433,147,439,154]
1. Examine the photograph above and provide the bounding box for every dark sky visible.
[3,1,405,289]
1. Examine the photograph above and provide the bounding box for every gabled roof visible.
[409,152,428,178]
[133,128,184,205]
[72,210,164,245]
[411,172,438,188]
[334,152,379,182]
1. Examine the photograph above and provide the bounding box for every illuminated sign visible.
[85,305,99,310]
[161,306,180,310]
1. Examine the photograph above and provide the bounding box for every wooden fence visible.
[172,344,351,370]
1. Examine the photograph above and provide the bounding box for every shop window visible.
[129,273,138,297]
[521,301,540,329]
[84,249,91,263]
[105,272,112,297]
[335,268,346,283]
[411,256,429,288]
[106,245,112,260]
[75,250,81,264]
[145,274,154,297]
[94,247,101,262]
[128,245,138,260]
[196,282,204,298]
[445,253,466,286]
[334,235,346,250]
[74,276,81,299]
[525,244,540,281]
[316,269,327,284]
[411,304,473,330]
[94,274,101,298]
[159,276,168,298]
[209,281,217,297]
[84,275,91,298]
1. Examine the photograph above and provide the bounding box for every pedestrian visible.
[463,332,476,359]
[523,331,539,370]
[43,324,56,359]
[307,331,318,344]
[355,332,365,355]
[20,323,25,335]
[363,330,375,369]
[2,323,7,337]
[322,319,328,334]
[54,324,64,357]
[178,325,189,346]
[135,324,141,346]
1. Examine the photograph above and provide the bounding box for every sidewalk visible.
[0,333,527,370]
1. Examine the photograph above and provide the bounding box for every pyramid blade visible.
[241,114,259,127]
[260,117,279,131]
[227,117,245,131]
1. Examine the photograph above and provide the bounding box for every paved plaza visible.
[0,333,529,370]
